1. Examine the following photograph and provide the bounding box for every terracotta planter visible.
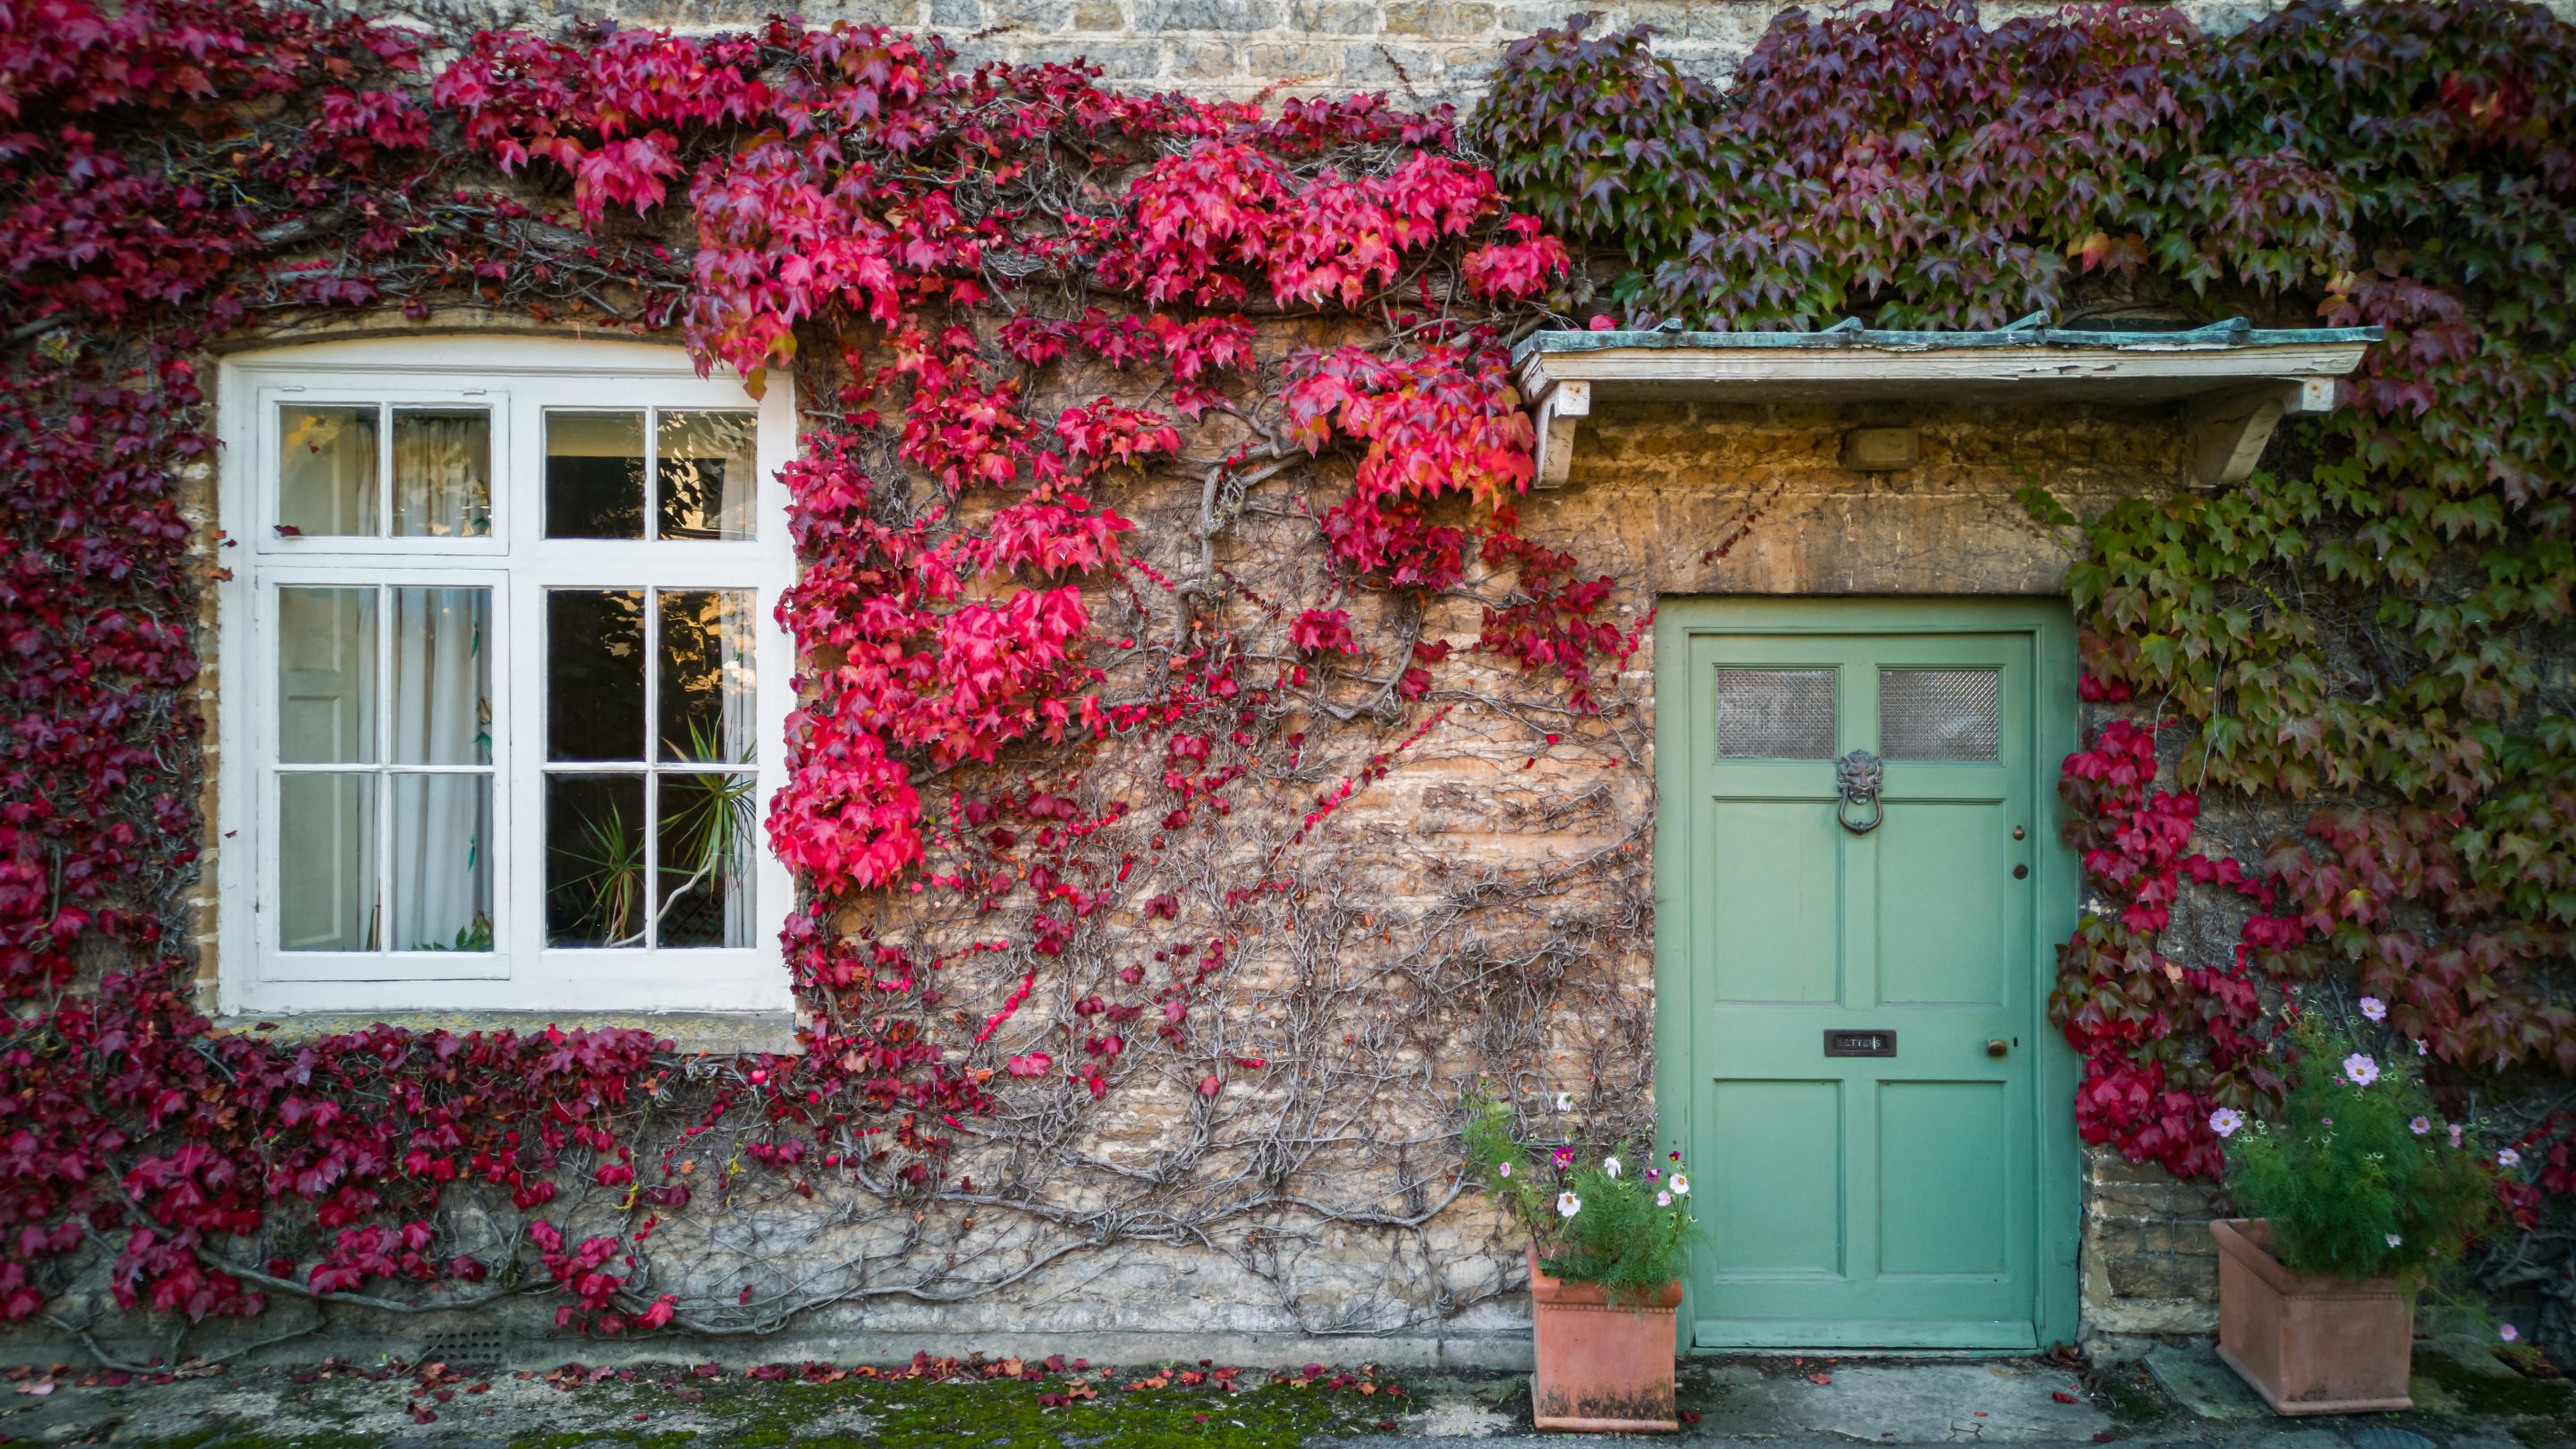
[1527,1244,1682,1434]
[2210,1217,2415,1415]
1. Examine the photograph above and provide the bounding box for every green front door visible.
[1654,599,2080,1352]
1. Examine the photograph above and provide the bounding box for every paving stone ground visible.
[0,1335,2564,1447]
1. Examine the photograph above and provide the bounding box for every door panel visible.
[1705,1079,1843,1275]
[1879,1081,2008,1275]
[1708,803,1841,1003]
[1676,620,2046,1350]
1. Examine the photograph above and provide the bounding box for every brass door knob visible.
[1986,1038,2009,1058]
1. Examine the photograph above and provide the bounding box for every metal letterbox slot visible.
[1824,1030,1896,1058]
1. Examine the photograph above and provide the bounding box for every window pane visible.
[392,409,492,538]
[1714,668,1836,759]
[547,589,644,761]
[277,587,377,763]
[547,774,646,948]
[1880,669,2001,762]
[278,405,379,537]
[658,772,754,948]
[391,588,491,765]
[545,411,645,539]
[279,774,377,950]
[657,410,757,540]
[658,589,756,764]
[390,775,493,953]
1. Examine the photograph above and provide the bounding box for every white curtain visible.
[394,412,489,538]
[387,583,491,952]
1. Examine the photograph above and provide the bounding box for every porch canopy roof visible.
[1508,317,2383,488]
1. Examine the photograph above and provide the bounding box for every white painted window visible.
[214,337,796,1019]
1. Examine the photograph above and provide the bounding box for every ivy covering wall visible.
[1481,0,2576,1334]
[0,0,2568,1363]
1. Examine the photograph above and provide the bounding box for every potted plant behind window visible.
[2207,1007,2497,1415]
[1463,1091,1698,1434]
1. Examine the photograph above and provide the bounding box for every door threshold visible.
[1692,1318,2040,1353]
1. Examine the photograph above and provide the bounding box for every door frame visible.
[1651,596,2084,1352]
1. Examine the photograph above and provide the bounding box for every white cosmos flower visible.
[1603,1156,1623,1179]
[1554,1091,1572,1112]
[1669,1174,1690,1198]
[2385,1233,2402,1249]
[1555,1191,1582,1218]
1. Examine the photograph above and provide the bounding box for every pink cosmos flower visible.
[1497,1162,1512,1178]
[2450,1124,2464,1148]
[2501,1324,2520,1343]
[2410,1116,2431,1136]
[2343,1053,2379,1087]
[1656,1191,1672,1208]
[1551,1146,1573,1170]
[2208,1107,2245,1139]
[2498,1148,2522,1169]
[2359,996,2386,1023]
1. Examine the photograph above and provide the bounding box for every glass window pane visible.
[1714,667,1836,759]
[657,410,757,540]
[657,589,756,764]
[277,587,377,763]
[391,588,491,765]
[392,409,492,538]
[547,589,644,761]
[657,772,754,948]
[278,405,379,537]
[545,411,645,539]
[1880,669,2001,762]
[390,775,493,953]
[546,774,646,948]
[279,774,377,950]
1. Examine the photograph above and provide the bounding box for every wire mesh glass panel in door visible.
[1878,669,2000,761]
[1713,668,1836,759]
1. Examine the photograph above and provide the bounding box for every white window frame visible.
[214,336,797,1019]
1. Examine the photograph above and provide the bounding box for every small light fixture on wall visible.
[1841,427,1919,471]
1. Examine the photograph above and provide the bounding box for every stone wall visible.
[2081,1146,2227,1338]
[461,1,2442,106]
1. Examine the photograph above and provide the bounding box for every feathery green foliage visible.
[2222,1013,2498,1281]
[1462,1090,1698,1303]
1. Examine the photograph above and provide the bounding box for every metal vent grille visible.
[1879,669,2000,761]
[417,1326,512,1367]
[1713,668,1836,759]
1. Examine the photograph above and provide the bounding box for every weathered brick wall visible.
[473,1,2461,105]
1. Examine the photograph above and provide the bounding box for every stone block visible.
[1383,1,1496,38]
[1340,41,1445,85]
[983,0,1073,27]
[1132,0,1282,32]
[1072,38,1164,75]
[1169,38,1250,76]
[1284,0,1382,35]
[1245,41,1342,77]
[1072,0,1125,28]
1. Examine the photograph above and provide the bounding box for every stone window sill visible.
[205,1009,802,1056]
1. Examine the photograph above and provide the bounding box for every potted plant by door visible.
[2207,1009,2497,1415]
[1463,1091,1699,1434]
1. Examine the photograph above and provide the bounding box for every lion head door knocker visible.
[1835,750,1884,835]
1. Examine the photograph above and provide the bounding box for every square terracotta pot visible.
[2210,1217,2414,1415]
[1527,1244,1682,1434]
